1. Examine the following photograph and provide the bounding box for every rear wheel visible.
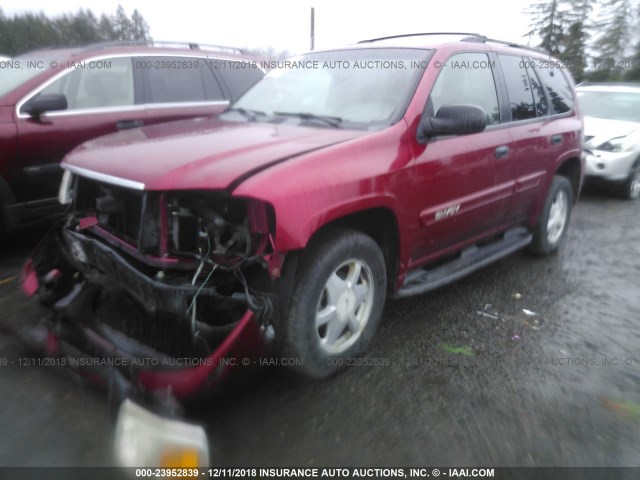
[281,228,386,378]
[621,163,640,200]
[529,176,573,255]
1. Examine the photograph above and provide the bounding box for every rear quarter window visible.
[534,65,574,115]
[525,63,548,117]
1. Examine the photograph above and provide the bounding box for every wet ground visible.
[1,187,639,467]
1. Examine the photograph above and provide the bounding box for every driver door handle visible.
[116,120,144,130]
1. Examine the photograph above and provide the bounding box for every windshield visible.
[577,90,640,123]
[230,48,431,129]
[0,55,63,98]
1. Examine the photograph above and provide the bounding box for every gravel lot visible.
[1,186,639,468]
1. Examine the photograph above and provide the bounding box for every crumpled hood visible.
[583,116,640,149]
[63,116,366,191]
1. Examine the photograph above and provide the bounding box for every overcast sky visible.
[2,0,537,54]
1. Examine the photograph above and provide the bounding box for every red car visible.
[0,41,263,236]
[15,32,583,465]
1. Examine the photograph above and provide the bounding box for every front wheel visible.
[281,228,387,378]
[528,176,573,255]
[621,163,640,200]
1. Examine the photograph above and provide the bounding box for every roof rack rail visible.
[358,32,485,43]
[79,40,246,55]
[577,81,640,87]
[464,35,546,54]
[358,32,546,54]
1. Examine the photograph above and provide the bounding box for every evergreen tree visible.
[0,6,151,55]
[627,45,640,81]
[526,0,567,55]
[113,5,133,41]
[560,21,588,82]
[558,0,592,82]
[7,12,59,54]
[55,9,101,46]
[625,2,640,81]
[130,10,150,42]
[592,0,633,81]
[98,13,116,42]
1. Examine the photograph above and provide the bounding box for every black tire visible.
[621,163,640,200]
[528,175,573,255]
[281,227,386,378]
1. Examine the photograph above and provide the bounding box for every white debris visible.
[522,309,537,316]
[477,311,499,320]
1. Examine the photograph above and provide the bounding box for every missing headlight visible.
[166,194,253,266]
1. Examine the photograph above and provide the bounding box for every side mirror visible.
[419,104,487,140]
[25,94,68,118]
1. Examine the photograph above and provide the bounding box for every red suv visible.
[0,41,263,236]
[18,33,583,391]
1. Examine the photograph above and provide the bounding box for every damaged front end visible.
[19,170,282,402]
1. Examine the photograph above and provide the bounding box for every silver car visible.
[577,83,640,199]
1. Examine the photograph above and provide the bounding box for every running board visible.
[394,227,532,299]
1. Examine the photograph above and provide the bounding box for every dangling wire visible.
[188,264,218,334]
[233,268,274,321]
[187,230,213,335]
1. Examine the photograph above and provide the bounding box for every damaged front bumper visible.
[10,225,279,466]
[17,227,273,400]
[14,227,280,469]
[8,169,286,467]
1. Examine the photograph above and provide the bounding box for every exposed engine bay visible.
[29,174,279,366]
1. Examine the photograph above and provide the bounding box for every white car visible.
[577,83,640,199]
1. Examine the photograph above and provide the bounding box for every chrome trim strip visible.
[29,100,228,119]
[63,164,145,191]
[35,105,145,119]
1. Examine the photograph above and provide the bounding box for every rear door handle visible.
[550,134,563,145]
[116,120,144,130]
[495,145,510,159]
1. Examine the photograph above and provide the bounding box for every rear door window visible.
[142,56,207,103]
[498,54,536,121]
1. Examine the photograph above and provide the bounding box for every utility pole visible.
[310,7,315,51]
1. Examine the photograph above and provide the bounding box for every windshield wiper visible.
[225,107,267,121]
[274,111,343,128]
